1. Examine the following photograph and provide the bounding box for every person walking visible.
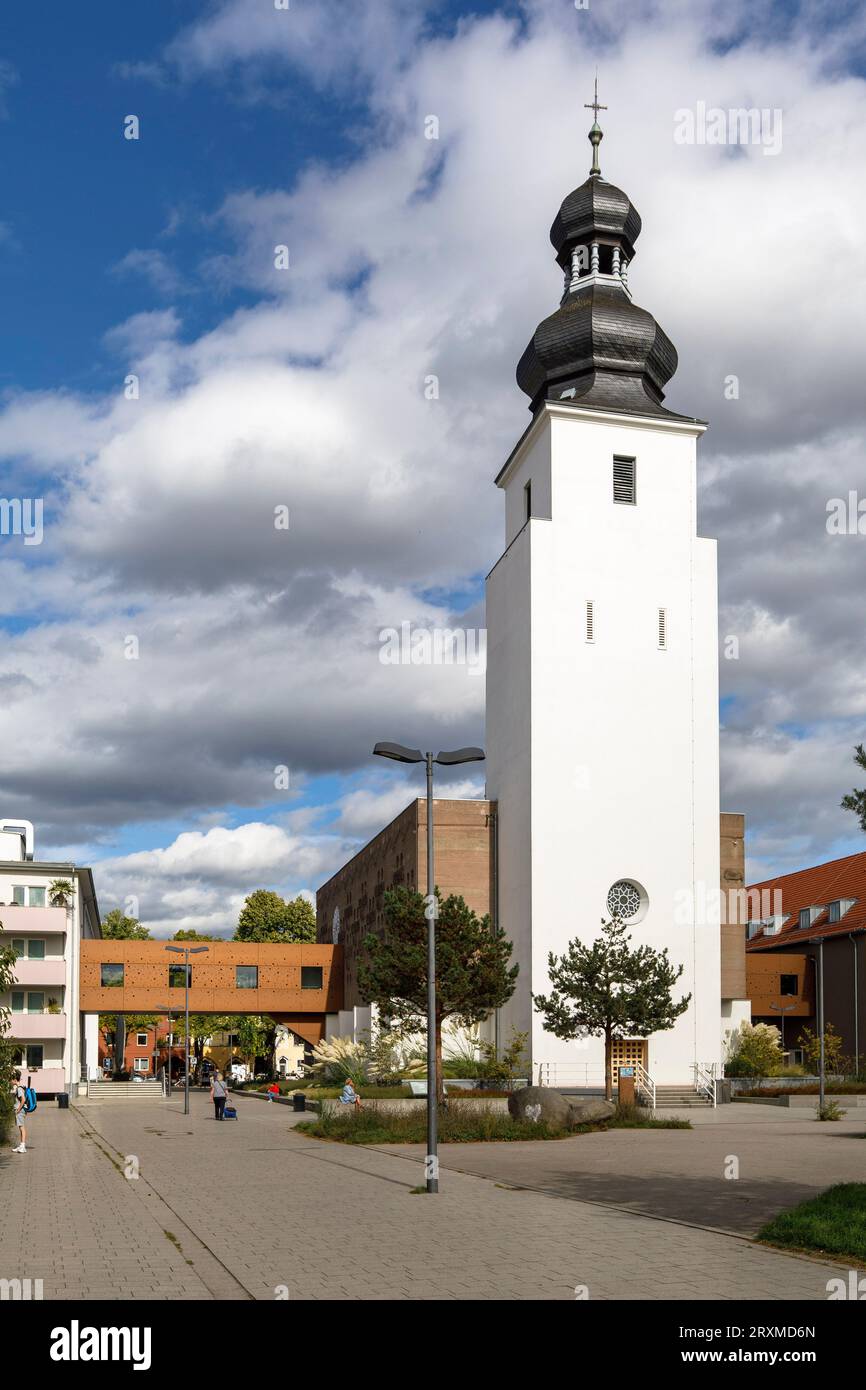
[11,1071,34,1153]
[210,1069,228,1121]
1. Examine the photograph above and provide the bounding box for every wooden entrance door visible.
[611,1037,648,1083]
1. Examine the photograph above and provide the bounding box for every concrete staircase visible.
[86,1079,165,1101]
[654,1084,713,1108]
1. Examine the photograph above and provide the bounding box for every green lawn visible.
[757,1184,866,1264]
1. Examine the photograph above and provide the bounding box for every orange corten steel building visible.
[80,939,343,1046]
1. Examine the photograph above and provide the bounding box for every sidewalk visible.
[0,1095,854,1301]
[375,1101,866,1235]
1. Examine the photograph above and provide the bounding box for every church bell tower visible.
[486,94,722,1086]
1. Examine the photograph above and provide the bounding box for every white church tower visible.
[486,99,722,1088]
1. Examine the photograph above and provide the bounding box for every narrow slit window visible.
[658,607,667,649]
[585,601,595,643]
[524,479,532,521]
[613,456,636,505]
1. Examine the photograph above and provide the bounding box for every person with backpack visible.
[11,1071,36,1153]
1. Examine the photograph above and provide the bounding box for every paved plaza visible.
[0,1094,860,1301]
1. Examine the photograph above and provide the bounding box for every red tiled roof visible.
[746,848,866,951]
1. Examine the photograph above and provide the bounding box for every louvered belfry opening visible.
[613,456,636,504]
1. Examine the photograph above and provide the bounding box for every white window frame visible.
[133,1057,149,1073]
[11,885,48,908]
[136,1032,148,1046]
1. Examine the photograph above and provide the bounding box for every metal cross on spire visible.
[584,75,607,123]
[584,74,606,176]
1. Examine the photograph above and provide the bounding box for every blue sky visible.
[1,0,865,931]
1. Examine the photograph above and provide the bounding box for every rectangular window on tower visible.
[658,607,667,649]
[524,479,532,522]
[613,456,636,505]
[585,601,595,643]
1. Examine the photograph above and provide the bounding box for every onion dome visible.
[517,90,684,420]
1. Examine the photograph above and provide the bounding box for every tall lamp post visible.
[164,945,209,1116]
[373,742,485,1193]
[155,1007,175,1093]
[809,938,825,1112]
[850,933,861,1077]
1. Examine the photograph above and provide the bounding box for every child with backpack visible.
[11,1071,37,1153]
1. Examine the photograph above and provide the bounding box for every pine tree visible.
[841,744,866,829]
[533,917,691,1099]
[357,886,517,1100]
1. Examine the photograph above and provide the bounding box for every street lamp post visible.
[851,933,861,1077]
[809,939,825,1112]
[155,1007,175,1094]
[164,946,209,1116]
[373,742,485,1193]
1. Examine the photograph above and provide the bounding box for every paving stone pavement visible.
[0,1095,855,1301]
[374,1101,866,1235]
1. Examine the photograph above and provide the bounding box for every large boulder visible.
[567,1097,616,1126]
[508,1085,573,1128]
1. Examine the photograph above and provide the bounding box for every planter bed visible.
[734,1092,866,1108]
[728,1075,846,1093]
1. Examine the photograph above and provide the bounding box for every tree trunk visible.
[604,1027,613,1101]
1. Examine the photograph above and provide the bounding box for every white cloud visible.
[1,0,865,887]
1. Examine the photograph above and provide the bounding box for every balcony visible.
[0,905,68,935]
[9,1012,67,1040]
[12,958,67,988]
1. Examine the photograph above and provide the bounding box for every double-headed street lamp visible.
[164,945,209,1116]
[769,1000,797,1055]
[373,742,485,1193]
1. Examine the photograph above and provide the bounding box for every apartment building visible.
[0,818,101,1096]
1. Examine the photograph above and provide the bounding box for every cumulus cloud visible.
[1,0,865,907]
[92,821,340,936]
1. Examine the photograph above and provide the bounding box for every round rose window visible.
[607,880,643,922]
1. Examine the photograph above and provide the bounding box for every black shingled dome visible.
[517,164,684,419]
[550,176,641,269]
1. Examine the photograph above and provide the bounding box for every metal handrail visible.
[693,1061,717,1108]
[634,1061,656,1110]
[537,1059,656,1109]
[537,1061,608,1088]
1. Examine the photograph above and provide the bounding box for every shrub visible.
[0,1034,16,1143]
[302,1036,371,1088]
[800,1024,844,1075]
[299,1105,573,1145]
[817,1101,846,1122]
[724,1021,783,1077]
